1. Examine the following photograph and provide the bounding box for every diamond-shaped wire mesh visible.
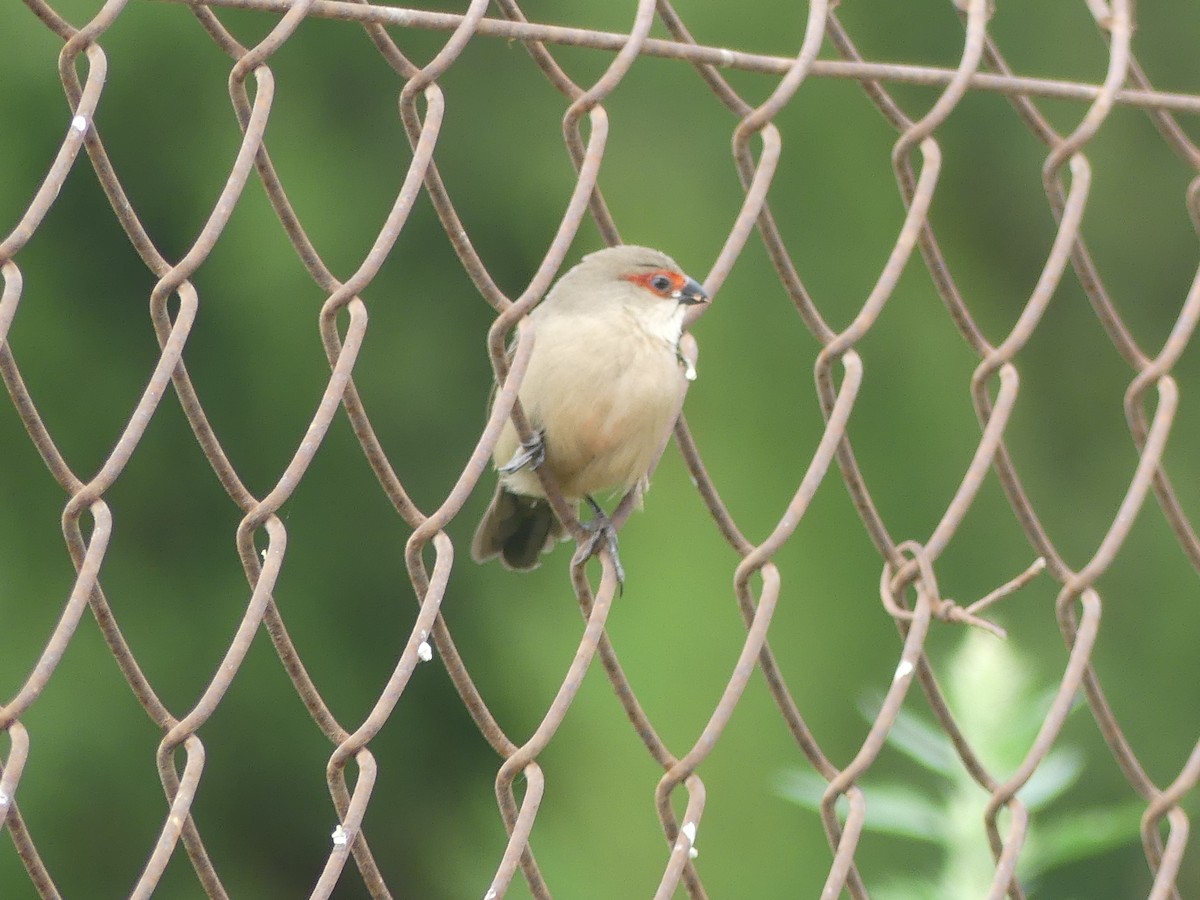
[3,0,1200,896]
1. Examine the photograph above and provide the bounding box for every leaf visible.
[1017,747,1083,810]
[863,782,951,841]
[1021,800,1144,876]
[775,769,831,810]
[858,694,959,777]
[777,770,948,843]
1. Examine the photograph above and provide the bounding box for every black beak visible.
[673,276,709,306]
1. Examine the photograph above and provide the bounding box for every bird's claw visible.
[499,429,546,475]
[574,497,625,593]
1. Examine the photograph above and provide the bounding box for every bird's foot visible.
[499,429,546,475]
[574,496,625,592]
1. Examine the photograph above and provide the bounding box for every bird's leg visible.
[575,495,625,590]
[499,428,546,475]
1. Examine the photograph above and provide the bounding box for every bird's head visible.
[545,245,709,316]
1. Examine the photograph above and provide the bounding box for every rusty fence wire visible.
[3,0,1200,896]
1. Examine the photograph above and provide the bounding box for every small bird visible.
[471,245,708,577]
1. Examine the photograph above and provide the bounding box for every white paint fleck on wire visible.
[679,820,699,857]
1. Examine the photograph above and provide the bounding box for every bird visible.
[470,244,708,579]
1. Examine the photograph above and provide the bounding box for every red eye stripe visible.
[621,270,685,296]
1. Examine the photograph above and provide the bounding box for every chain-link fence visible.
[3,0,1200,897]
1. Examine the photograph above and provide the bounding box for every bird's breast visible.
[496,311,688,499]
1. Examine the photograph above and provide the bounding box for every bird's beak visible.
[673,276,709,306]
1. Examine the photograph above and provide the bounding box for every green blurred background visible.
[2,1,1200,897]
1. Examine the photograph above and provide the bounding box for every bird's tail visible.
[471,487,568,570]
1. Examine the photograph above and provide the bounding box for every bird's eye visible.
[650,274,673,293]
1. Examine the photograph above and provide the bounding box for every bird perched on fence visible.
[471,245,709,581]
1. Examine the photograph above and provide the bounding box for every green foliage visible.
[779,632,1146,898]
